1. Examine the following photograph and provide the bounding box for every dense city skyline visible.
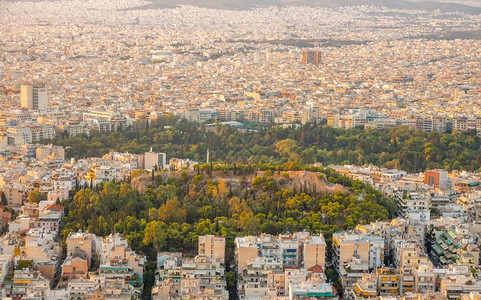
[2,0,481,299]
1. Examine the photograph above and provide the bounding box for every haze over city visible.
[1,0,481,299]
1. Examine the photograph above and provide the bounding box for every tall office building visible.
[301,51,321,65]
[20,84,48,111]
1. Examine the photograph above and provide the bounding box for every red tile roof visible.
[43,204,65,212]
[307,265,324,273]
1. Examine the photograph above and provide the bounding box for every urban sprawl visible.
[1,0,481,299]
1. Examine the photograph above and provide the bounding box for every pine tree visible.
[0,192,7,206]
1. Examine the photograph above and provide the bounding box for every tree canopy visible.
[61,165,395,261]
[50,116,481,173]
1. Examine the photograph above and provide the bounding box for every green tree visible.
[158,199,186,224]
[28,190,46,203]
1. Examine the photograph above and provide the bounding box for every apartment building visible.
[66,231,99,267]
[61,249,89,278]
[236,232,327,274]
[440,275,481,298]
[10,268,51,299]
[303,234,327,269]
[144,150,167,170]
[24,228,62,280]
[424,169,449,189]
[332,231,384,270]
[377,267,400,296]
[83,110,127,132]
[180,255,228,299]
[20,84,48,111]
[236,232,329,299]
[198,235,225,263]
[394,191,430,222]
[235,236,259,273]
[68,274,136,299]
[100,233,145,287]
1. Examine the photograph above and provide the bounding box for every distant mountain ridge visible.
[143,0,481,14]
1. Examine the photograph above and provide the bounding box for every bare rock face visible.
[131,174,153,194]
[130,169,349,195]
